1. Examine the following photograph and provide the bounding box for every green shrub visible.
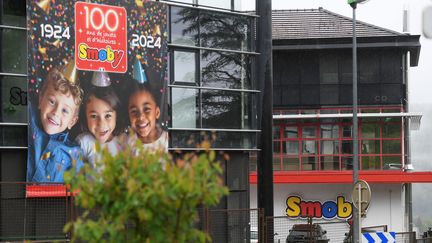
[64,141,228,243]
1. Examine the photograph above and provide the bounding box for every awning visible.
[250,171,432,184]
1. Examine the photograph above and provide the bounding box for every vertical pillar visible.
[256,0,274,241]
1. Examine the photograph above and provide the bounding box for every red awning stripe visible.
[26,185,70,198]
[249,171,432,184]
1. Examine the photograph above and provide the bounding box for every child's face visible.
[86,95,117,143]
[128,90,160,143]
[39,84,79,135]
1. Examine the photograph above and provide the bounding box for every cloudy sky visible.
[241,0,432,228]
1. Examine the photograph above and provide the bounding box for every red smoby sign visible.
[75,2,127,72]
[286,195,353,219]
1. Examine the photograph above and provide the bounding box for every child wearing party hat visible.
[127,58,168,152]
[27,60,84,182]
[76,71,123,170]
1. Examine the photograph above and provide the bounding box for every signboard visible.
[352,179,372,217]
[362,232,396,243]
[285,195,353,220]
[75,2,127,72]
[27,0,168,183]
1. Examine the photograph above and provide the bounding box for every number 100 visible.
[83,6,119,32]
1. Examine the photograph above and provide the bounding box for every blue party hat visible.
[133,57,148,84]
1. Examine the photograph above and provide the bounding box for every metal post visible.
[256,0,274,242]
[351,3,360,243]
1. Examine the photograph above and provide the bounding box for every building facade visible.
[0,0,258,240]
[250,8,432,242]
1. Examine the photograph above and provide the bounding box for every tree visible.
[64,141,228,243]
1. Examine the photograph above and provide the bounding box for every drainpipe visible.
[403,49,413,233]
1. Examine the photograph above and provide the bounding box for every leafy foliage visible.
[64,142,228,243]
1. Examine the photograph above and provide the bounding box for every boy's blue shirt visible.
[27,102,84,183]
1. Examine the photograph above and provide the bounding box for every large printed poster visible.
[27,0,168,183]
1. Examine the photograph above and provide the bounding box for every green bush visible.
[64,141,228,243]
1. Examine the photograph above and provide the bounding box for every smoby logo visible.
[75,2,127,73]
[78,44,124,69]
[286,195,353,219]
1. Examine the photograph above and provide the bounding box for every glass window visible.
[321,124,338,139]
[285,141,299,155]
[199,10,251,51]
[302,141,317,154]
[301,156,317,171]
[170,6,199,46]
[174,50,196,84]
[201,51,252,89]
[359,52,379,84]
[1,0,26,27]
[361,156,380,170]
[302,126,316,138]
[1,29,27,74]
[284,126,297,138]
[341,156,353,170]
[321,156,339,170]
[273,141,280,153]
[319,53,338,84]
[171,88,198,128]
[342,141,352,154]
[273,156,281,171]
[382,123,401,138]
[210,131,256,148]
[173,0,194,3]
[170,130,257,149]
[342,125,352,138]
[198,0,232,9]
[321,141,339,154]
[382,140,401,154]
[273,126,281,139]
[361,140,380,154]
[361,123,380,138]
[1,76,27,122]
[0,126,27,146]
[201,90,252,129]
[283,157,299,171]
[320,85,339,105]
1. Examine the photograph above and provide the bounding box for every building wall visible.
[251,184,405,241]
[0,0,257,240]
[273,49,406,108]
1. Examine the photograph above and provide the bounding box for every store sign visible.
[286,195,353,219]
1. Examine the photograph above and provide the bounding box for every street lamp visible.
[348,0,368,242]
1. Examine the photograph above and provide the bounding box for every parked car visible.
[286,224,330,243]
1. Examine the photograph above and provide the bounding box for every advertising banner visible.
[27,0,168,183]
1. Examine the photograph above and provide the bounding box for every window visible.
[199,10,251,51]
[268,107,403,172]
[201,51,252,89]
[0,76,27,123]
[173,50,197,84]
[0,0,27,149]
[169,6,257,149]
[171,88,198,128]
[1,29,26,74]
[170,7,198,46]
